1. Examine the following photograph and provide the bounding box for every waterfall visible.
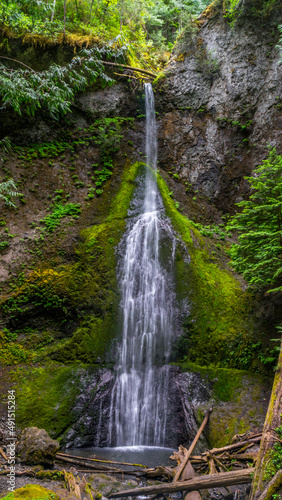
[108,83,177,447]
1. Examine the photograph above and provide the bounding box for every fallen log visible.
[101,61,156,78]
[0,55,157,78]
[207,453,217,475]
[206,436,261,456]
[182,461,202,500]
[229,452,258,462]
[171,446,202,499]
[173,407,213,482]
[0,470,35,477]
[109,468,255,498]
[56,452,147,468]
[232,432,262,443]
[144,466,174,479]
[213,455,228,472]
[56,455,121,472]
[0,55,35,72]
[76,468,142,476]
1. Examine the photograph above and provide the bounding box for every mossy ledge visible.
[157,172,253,368]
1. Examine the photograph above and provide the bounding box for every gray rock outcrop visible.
[17,427,60,466]
[156,0,282,211]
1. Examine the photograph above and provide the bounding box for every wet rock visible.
[16,427,60,466]
[64,368,114,448]
[63,366,212,448]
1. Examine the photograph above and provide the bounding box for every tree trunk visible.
[51,0,56,22]
[88,0,95,23]
[63,0,67,39]
[257,470,282,500]
[75,0,79,18]
[249,340,282,500]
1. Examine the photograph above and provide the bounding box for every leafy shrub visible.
[0,179,20,208]
[0,240,10,251]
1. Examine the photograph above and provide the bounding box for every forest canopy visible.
[0,0,210,50]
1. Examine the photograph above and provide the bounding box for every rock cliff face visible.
[156,0,282,213]
[0,0,281,448]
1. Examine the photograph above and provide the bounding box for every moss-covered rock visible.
[0,484,60,500]
[35,470,64,481]
[13,364,99,438]
[17,427,59,466]
[178,362,271,448]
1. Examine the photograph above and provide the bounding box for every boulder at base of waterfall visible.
[16,427,60,466]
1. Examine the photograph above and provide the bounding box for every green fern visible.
[0,179,20,208]
[0,43,127,119]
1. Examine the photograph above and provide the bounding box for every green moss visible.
[178,361,245,401]
[35,470,64,481]
[0,484,60,500]
[13,364,94,437]
[208,408,251,448]
[0,330,36,365]
[107,161,146,221]
[49,161,144,363]
[157,173,253,367]
[1,162,144,364]
[177,362,268,448]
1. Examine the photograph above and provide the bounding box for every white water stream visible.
[108,83,176,446]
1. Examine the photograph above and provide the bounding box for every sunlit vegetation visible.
[0,0,213,118]
[0,0,210,51]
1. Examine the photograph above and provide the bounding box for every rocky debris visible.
[16,427,60,466]
[0,460,139,500]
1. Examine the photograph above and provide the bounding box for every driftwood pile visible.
[0,403,277,499]
[50,409,260,499]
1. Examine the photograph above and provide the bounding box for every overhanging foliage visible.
[0,44,128,118]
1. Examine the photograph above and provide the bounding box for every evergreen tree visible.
[228,148,282,292]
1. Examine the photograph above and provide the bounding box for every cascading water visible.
[108,83,177,447]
